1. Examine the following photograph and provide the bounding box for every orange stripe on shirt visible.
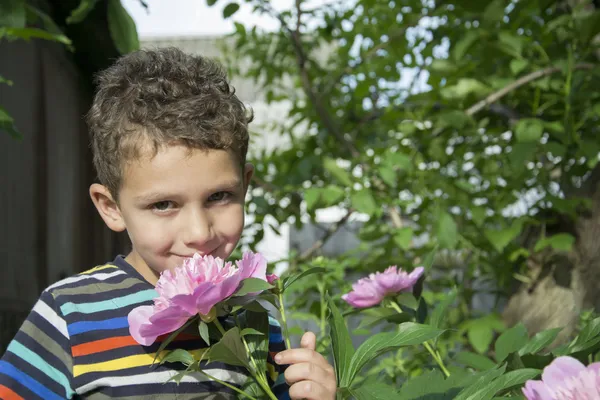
[0,384,25,400]
[72,333,200,357]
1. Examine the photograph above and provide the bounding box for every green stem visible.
[390,301,450,377]
[389,301,403,315]
[423,341,451,378]
[213,318,227,336]
[197,369,258,400]
[277,288,293,350]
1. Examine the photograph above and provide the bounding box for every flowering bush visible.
[130,251,600,399]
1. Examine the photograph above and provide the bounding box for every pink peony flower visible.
[342,266,424,309]
[128,251,268,346]
[523,356,600,399]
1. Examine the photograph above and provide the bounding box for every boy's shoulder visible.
[43,258,156,309]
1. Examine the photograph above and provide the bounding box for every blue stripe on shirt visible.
[0,360,64,400]
[68,316,129,335]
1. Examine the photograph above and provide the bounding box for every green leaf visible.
[422,245,439,272]
[515,118,544,143]
[483,0,504,24]
[327,293,355,387]
[0,75,13,86]
[509,143,537,171]
[349,382,400,399]
[393,227,414,250]
[471,207,487,227]
[66,0,100,24]
[384,151,413,171]
[346,323,444,385]
[0,106,21,139]
[465,369,541,400]
[240,328,264,337]
[235,278,273,296]
[429,287,458,329]
[0,0,25,28]
[579,10,600,44]
[397,369,477,400]
[207,0,218,5]
[198,320,210,346]
[25,5,72,49]
[453,31,479,60]
[222,2,240,19]
[534,233,575,253]
[153,317,196,363]
[510,59,529,76]
[304,186,345,211]
[453,365,507,400]
[350,189,378,215]
[436,211,458,249]
[357,307,413,330]
[468,322,494,354]
[107,0,140,54]
[160,349,196,367]
[455,351,497,370]
[206,327,250,368]
[484,220,523,253]
[4,27,70,46]
[240,311,269,374]
[519,327,562,356]
[283,267,326,290]
[498,31,524,56]
[567,317,600,352]
[441,78,491,100]
[323,157,353,186]
[494,323,529,362]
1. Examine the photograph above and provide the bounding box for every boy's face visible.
[90,143,253,284]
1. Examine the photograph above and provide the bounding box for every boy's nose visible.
[182,211,215,251]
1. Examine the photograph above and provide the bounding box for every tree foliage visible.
[208,0,600,381]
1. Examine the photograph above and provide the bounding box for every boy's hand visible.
[274,332,337,400]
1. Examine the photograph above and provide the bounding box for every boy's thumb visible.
[300,331,316,350]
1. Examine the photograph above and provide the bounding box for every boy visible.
[0,48,336,399]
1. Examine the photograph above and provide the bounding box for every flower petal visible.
[542,356,586,392]
[194,274,242,315]
[143,306,192,340]
[342,279,385,308]
[238,252,267,281]
[522,379,554,400]
[128,305,156,346]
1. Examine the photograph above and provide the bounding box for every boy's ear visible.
[89,184,126,232]
[243,163,255,193]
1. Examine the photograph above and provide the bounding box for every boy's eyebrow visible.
[134,180,243,203]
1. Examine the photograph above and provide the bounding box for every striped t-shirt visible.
[0,256,289,399]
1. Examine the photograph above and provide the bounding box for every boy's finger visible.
[275,348,330,369]
[284,362,335,389]
[289,381,334,400]
[300,331,316,350]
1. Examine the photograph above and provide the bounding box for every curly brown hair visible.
[87,47,253,199]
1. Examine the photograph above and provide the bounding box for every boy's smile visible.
[90,142,253,285]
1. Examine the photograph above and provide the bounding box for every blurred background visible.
[2,0,600,378]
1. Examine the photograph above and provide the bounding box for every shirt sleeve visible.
[266,316,290,400]
[0,290,75,399]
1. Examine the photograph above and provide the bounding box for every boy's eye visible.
[208,191,231,202]
[152,201,174,211]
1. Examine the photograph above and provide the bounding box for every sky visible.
[122,0,330,38]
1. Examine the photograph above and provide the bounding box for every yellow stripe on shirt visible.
[81,264,119,275]
[73,348,208,377]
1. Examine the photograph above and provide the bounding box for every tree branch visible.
[466,63,596,116]
[260,1,360,158]
[298,209,354,261]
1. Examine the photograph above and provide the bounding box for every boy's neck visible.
[125,251,160,286]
